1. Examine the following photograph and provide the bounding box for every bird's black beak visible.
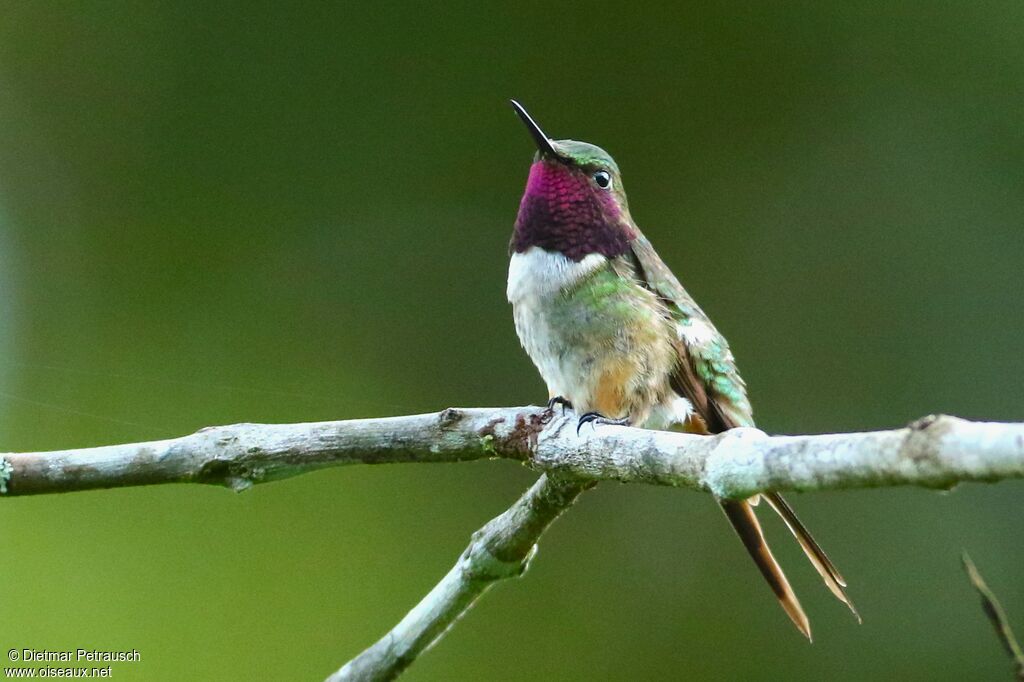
[510,99,560,158]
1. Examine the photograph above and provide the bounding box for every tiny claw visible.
[546,396,573,415]
[576,411,630,435]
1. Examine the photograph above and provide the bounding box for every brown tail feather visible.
[763,493,861,623]
[719,498,812,640]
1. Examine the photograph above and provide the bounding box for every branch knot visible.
[702,427,770,499]
[462,543,537,581]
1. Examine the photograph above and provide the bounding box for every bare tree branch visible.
[0,407,543,496]
[2,409,1022,498]
[326,474,591,682]
[2,407,1023,680]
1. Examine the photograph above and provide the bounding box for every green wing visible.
[626,235,753,431]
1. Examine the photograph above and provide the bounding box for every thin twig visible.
[962,551,1024,681]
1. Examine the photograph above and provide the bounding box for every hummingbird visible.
[506,100,859,639]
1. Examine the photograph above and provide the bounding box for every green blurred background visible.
[1,3,1022,680]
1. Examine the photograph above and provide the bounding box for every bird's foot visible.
[577,412,630,435]
[546,395,573,415]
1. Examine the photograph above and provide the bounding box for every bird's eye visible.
[593,170,612,189]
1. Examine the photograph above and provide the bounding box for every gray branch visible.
[3,408,1021,498]
[326,473,591,682]
[2,407,1023,680]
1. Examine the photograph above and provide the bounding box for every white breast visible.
[506,247,607,304]
[507,247,607,399]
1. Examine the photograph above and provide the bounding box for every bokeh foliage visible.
[1,3,1022,679]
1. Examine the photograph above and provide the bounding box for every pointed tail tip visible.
[761,492,863,624]
[824,578,862,623]
[784,603,813,642]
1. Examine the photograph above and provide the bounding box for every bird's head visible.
[510,100,636,262]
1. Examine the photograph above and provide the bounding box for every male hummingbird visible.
[506,100,858,639]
